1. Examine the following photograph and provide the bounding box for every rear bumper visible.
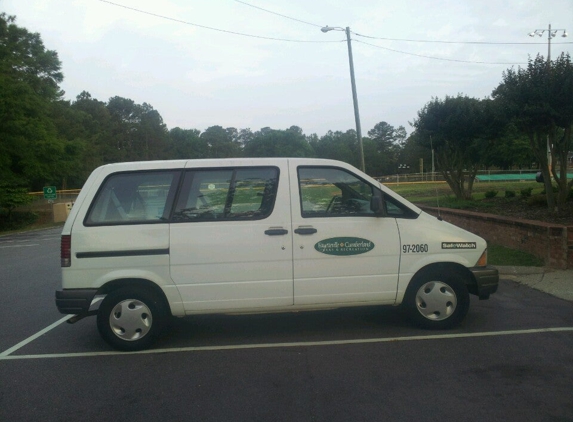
[55,289,98,314]
[469,266,499,300]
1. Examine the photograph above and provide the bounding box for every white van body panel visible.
[394,212,486,301]
[62,161,188,315]
[61,166,103,236]
[169,159,293,312]
[286,159,399,306]
[58,158,497,320]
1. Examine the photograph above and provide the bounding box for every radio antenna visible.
[435,187,442,221]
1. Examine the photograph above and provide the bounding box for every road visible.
[1,228,572,422]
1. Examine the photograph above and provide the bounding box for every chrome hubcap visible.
[415,281,457,321]
[109,299,152,341]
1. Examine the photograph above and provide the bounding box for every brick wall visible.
[420,206,573,270]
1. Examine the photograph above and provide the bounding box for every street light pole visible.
[529,24,568,62]
[321,26,365,172]
[430,135,435,182]
[344,27,365,173]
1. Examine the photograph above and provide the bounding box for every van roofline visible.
[93,158,361,172]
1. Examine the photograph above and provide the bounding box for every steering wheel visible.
[326,195,342,214]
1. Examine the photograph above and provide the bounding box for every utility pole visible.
[321,25,365,172]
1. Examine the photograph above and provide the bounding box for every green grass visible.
[389,181,542,204]
[389,181,548,267]
[488,243,544,267]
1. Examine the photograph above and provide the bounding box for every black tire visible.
[403,269,470,330]
[97,286,168,351]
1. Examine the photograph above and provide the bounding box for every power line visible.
[232,0,571,46]
[96,0,340,43]
[233,0,322,28]
[354,39,527,65]
[353,32,572,46]
[95,0,557,65]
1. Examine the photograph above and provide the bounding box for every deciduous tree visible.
[412,95,493,199]
[200,126,243,158]
[308,130,359,167]
[0,14,66,189]
[366,122,407,176]
[244,126,313,158]
[493,54,573,211]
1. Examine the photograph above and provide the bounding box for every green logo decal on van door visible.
[315,237,375,256]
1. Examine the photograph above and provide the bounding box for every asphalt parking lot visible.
[1,228,572,422]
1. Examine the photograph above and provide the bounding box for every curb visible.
[495,266,573,302]
[495,265,546,276]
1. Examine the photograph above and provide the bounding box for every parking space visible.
[1,228,573,421]
[3,268,573,360]
[3,310,573,361]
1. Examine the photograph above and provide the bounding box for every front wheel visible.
[97,287,168,351]
[404,269,470,330]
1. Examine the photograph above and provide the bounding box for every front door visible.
[169,163,293,312]
[290,164,400,305]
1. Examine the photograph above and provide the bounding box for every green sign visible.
[315,237,375,256]
[43,186,57,200]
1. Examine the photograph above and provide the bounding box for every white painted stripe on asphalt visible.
[0,315,72,357]
[1,326,572,361]
[0,244,39,249]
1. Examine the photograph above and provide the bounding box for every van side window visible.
[298,167,378,217]
[173,167,279,222]
[85,171,178,226]
[383,194,419,219]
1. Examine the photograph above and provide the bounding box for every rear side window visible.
[172,167,279,222]
[85,171,179,226]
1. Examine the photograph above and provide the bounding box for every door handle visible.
[265,228,289,236]
[294,227,317,235]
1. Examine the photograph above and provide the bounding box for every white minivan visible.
[56,158,498,350]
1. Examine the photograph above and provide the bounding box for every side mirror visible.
[370,195,386,217]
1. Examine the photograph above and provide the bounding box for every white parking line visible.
[0,315,71,357]
[1,326,572,361]
[0,244,39,249]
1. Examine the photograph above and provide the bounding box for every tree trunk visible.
[438,152,468,200]
[551,125,572,211]
[529,133,556,212]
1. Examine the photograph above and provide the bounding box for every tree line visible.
[1,14,572,211]
[412,53,573,211]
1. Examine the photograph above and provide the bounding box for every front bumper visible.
[55,289,98,315]
[469,266,499,300]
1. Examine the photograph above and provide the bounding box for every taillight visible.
[61,235,71,267]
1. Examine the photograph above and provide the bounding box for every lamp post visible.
[397,164,409,186]
[321,26,365,172]
[528,24,568,62]
[528,24,568,173]
[430,135,435,182]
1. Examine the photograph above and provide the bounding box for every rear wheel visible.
[404,269,470,330]
[97,286,168,351]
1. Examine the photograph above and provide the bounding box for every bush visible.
[520,187,533,198]
[0,185,34,219]
[0,211,39,232]
[541,185,559,194]
[527,195,547,207]
[504,190,516,198]
[485,190,498,198]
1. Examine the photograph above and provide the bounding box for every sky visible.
[3,0,572,138]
